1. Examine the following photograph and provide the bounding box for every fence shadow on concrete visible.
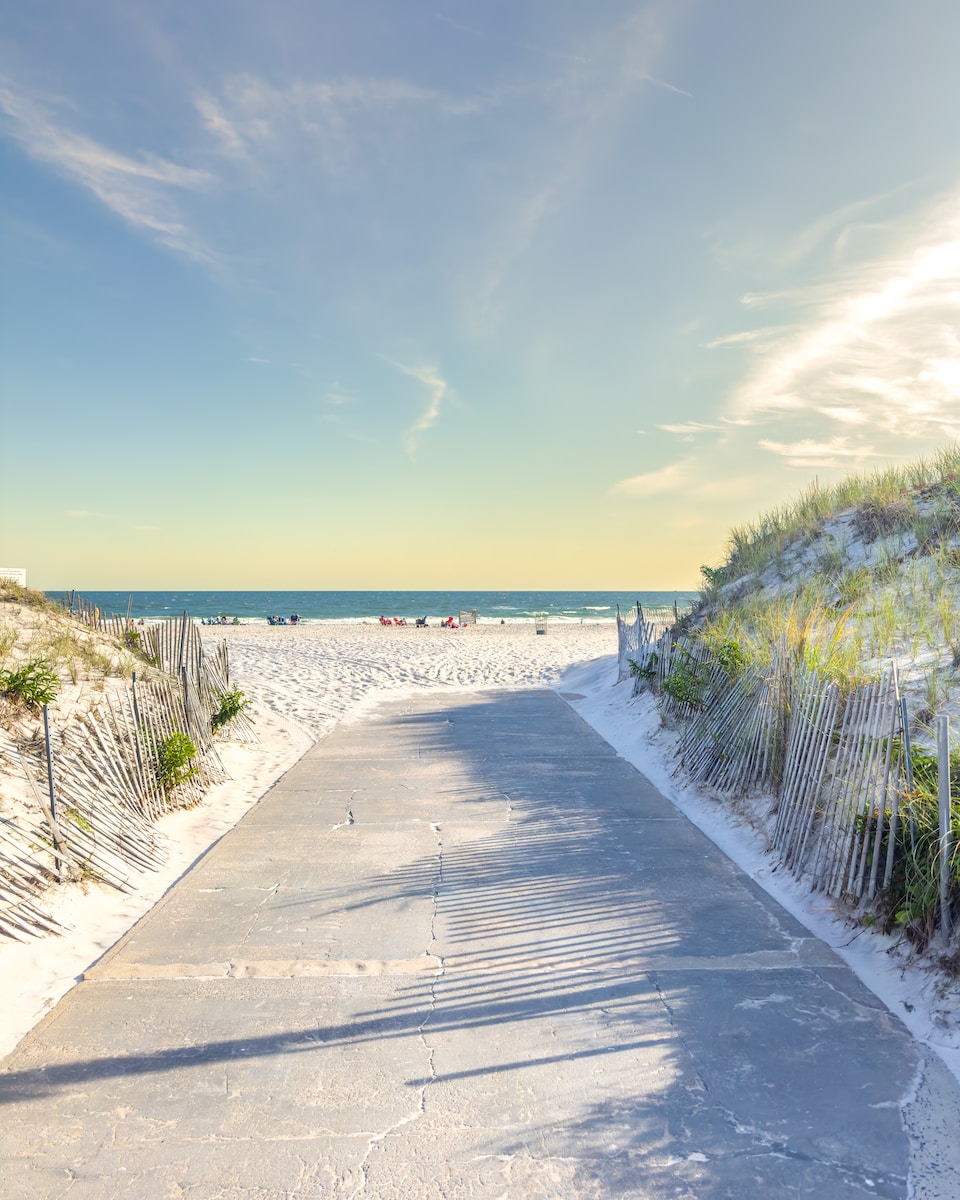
[0,690,928,1198]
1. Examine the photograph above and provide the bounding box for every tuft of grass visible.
[0,658,59,707]
[156,731,198,794]
[852,495,917,543]
[937,594,960,668]
[815,539,846,576]
[873,548,902,587]
[0,581,58,611]
[210,687,249,733]
[836,567,872,607]
[875,592,901,659]
[918,664,946,723]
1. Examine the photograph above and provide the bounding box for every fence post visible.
[900,696,916,854]
[42,704,57,823]
[883,696,907,889]
[131,671,145,777]
[938,714,952,942]
[177,609,189,673]
[42,704,67,881]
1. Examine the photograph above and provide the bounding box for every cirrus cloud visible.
[727,184,960,450]
[0,80,214,261]
[610,458,693,498]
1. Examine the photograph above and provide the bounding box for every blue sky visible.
[3,2,960,589]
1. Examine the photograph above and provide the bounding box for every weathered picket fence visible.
[616,602,684,682]
[622,608,958,940]
[0,604,255,941]
[61,590,131,639]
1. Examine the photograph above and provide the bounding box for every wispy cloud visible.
[770,189,904,270]
[610,458,692,498]
[637,74,691,98]
[710,186,907,278]
[0,80,213,261]
[704,329,773,349]
[758,437,879,469]
[728,185,960,449]
[323,385,354,407]
[473,184,558,330]
[658,420,726,439]
[383,359,454,453]
[196,74,453,175]
[466,5,691,333]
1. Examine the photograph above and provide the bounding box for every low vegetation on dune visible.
[0,583,142,718]
[0,583,149,823]
[663,443,960,956]
[0,585,252,941]
[695,444,960,716]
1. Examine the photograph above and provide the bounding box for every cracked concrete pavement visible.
[3,688,960,1198]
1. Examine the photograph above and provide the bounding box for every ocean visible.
[47,589,699,625]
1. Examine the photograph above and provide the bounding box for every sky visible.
[3,1,960,591]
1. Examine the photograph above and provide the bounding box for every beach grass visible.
[681,443,960,948]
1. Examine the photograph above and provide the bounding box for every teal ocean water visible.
[48,590,698,625]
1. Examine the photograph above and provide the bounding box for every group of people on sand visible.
[379,615,463,628]
[202,615,240,626]
[267,614,300,626]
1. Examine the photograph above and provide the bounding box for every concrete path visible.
[2,689,960,1199]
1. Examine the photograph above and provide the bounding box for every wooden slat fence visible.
[646,629,958,941]
[0,602,256,941]
[616,604,690,684]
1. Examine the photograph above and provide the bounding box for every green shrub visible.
[662,651,706,708]
[0,658,59,707]
[714,639,748,679]
[870,741,960,947]
[210,687,249,732]
[156,731,198,793]
[836,566,872,606]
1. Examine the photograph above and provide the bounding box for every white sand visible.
[2,617,958,1088]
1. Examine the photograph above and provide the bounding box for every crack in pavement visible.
[346,820,446,1199]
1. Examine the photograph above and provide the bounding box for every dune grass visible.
[678,444,960,950]
[705,444,960,593]
[0,581,136,696]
